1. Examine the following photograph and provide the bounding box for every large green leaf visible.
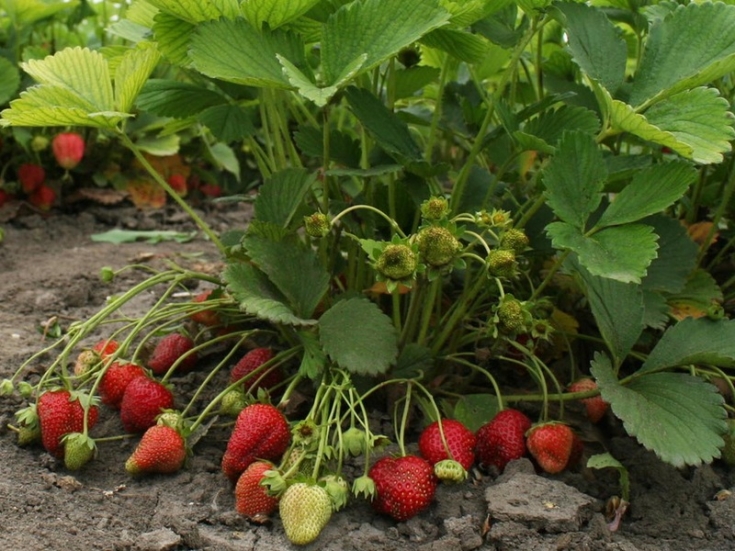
[518,105,600,152]
[190,18,306,89]
[0,58,21,105]
[137,80,228,117]
[6,0,79,25]
[441,0,513,26]
[278,53,365,107]
[145,0,239,23]
[254,168,316,228]
[629,2,735,107]
[198,104,256,143]
[543,131,607,229]
[640,318,735,374]
[321,0,450,85]
[419,28,489,64]
[554,1,627,94]
[152,12,195,67]
[242,0,322,29]
[344,86,423,162]
[573,258,644,367]
[114,45,162,114]
[643,87,735,165]
[223,262,316,326]
[243,235,330,320]
[642,215,698,294]
[596,161,697,228]
[592,353,726,468]
[318,297,398,376]
[547,222,658,284]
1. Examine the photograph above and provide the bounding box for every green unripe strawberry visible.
[220,388,248,417]
[304,212,330,238]
[416,226,462,268]
[279,482,333,545]
[376,244,418,280]
[495,297,527,334]
[420,197,449,221]
[63,433,96,471]
[499,229,529,255]
[487,249,517,278]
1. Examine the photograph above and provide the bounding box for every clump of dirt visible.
[1,206,734,551]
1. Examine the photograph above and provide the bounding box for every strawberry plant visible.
[3,0,735,545]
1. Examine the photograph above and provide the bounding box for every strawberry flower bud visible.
[52,132,85,170]
[0,378,14,396]
[495,296,529,335]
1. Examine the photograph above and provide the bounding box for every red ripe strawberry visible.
[369,455,437,521]
[148,333,197,375]
[566,431,584,469]
[38,389,99,458]
[17,163,45,193]
[99,361,146,409]
[235,460,279,523]
[475,408,532,472]
[230,348,283,393]
[167,173,188,196]
[125,425,186,475]
[93,338,119,360]
[200,183,222,197]
[190,289,221,326]
[526,422,575,474]
[120,377,174,433]
[52,132,85,169]
[221,403,290,481]
[29,184,55,211]
[418,419,476,470]
[569,378,608,423]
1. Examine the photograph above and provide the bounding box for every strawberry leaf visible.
[318,297,398,376]
[592,352,727,468]
[241,0,321,30]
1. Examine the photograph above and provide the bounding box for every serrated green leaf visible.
[453,394,500,432]
[152,12,194,67]
[521,105,600,151]
[642,215,698,294]
[392,343,434,379]
[7,0,80,25]
[297,329,326,379]
[596,161,697,228]
[321,0,450,85]
[420,28,489,64]
[318,297,398,376]
[543,131,607,229]
[629,2,735,107]
[643,87,735,165]
[592,353,726,467]
[572,256,644,366]
[198,104,256,143]
[190,18,305,89]
[642,290,669,331]
[278,53,364,106]
[145,0,239,23]
[394,66,441,100]
[242,0,322,30]
[554,1,627,94]
[114,45,161,113]
[254,168,316,228]
[137,79,228,117]
[666,269,723,319]
[344,86,422,162]
[442,0,513,26]
[223,262,316,326]
[640,318,735,374]
[548,222,658,284]
[0,58,21,105]
[243,235,330,320]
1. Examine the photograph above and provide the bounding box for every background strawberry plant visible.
[3,0,735,545]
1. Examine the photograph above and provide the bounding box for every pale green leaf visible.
[548,222,658,284]
[643,87,735,165]
[152,12,194,67]
[22,47,114,113]
[90,229,195,244]
[242,0,322,29]
[394,66,441,100]
[278,53,365,107]
[543,131,607,229]
[321,0,450,85]
[597,161,697,228]
[0,58,21,105]
[441,0,513,26]
[641,318,735,374]
[223,262,316,326]
[136,79,228,117]
[114,45,161,113]
[419,28,489,64]
[572,257,644,366]
[243,235,330,319]
[135,133,180,155]
[586,452,629,500]
[145,0,239,23]
[592,353,726,467]
[198,104,256,143]
[7,0,80,25]
[190,18,305,89]
[123,0,159,28]
[318,297,398,376]
[344,86,422,162]
[629,2,735,107]
[642,215,698,294]
[554,1,627,94]
[254,168,316,228]
[208,142,240,180]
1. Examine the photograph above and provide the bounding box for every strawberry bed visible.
[1,206,734,551]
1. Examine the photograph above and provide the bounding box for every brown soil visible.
[1,205,734,551]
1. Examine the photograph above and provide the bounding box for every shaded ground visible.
[1,205,735,551]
